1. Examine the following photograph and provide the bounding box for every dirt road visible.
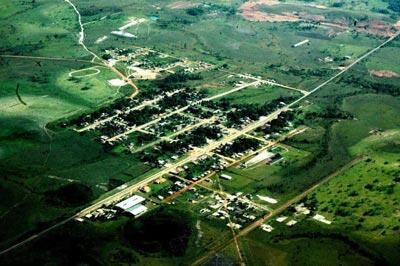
[191,157,364,265]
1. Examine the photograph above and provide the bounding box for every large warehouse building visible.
[115,195,148,217]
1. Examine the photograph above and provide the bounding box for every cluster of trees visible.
[304,106,354,120]
[98,121,125,136]
[186,4,237,17]
[156,71,202,91]
[219,137,260,156]
[139,125,222,165]
[80,6,122,16]
[388,0,400,12]
[124,206,193,257]
[187,106,213,118]
[44,183,93,207]
[177,125,222,148]
[365,182,396,195]
[341,73,400,96]
[136,132,157,145]
[98,106,160,137]
[186,157,219,179]
[158,90,198,110]
[191,125,222,140]
[187,7,205,16]
[123,106,160,126]
[225,97,296,126]
[176,125,221,148]
[285,66,332,77]
[66,98,131,127]
[260,111,297,135]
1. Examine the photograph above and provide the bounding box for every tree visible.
[389,0,400,12]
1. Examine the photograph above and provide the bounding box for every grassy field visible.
[243,129,400,265]
[215,144,312,203]
[366,45,400,73]
[242,226,377,266]
[213,85,302,105]
[305,130,400,264]
[0,58,125,132]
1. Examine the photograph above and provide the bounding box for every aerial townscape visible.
[0,0,399,265]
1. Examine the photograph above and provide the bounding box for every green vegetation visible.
[215,85,301,105]
[303,130,400,264]
[124,206,194,256]
[44,183,93,207]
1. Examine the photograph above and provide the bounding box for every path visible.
[64,0,139,98]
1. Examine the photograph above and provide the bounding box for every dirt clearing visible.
[369,70,400,78]
[239,1,299,22]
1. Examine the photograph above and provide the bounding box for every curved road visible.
[64,0,139,99]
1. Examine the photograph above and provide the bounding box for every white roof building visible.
[276,216,288,223]
[286,220,298,226]
[221,174,232,180]
[261,224,274,232]
[127,204,148,217]
[257,195,278,204]
[115,195,145,211]
[313,214,332,225]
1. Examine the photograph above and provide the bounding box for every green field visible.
[214,85,302,105]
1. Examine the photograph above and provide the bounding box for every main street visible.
[75,105,286,218]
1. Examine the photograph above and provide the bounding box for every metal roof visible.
[115,195,145,210]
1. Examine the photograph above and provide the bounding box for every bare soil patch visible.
[239,1,299,22]
[238,1,396,37]
[369,70,400,78]
[357,20,397,37]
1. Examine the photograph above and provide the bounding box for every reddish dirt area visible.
[238,1,298,22]
[357,20,398,37]
[238,1,398,37]
[369,70,400,78]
